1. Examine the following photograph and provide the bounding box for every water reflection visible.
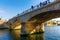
[11,30,44,40]
[10,30,20,40]
[20,33,44,40]
[0,29,12,40]
[0,29,44,40]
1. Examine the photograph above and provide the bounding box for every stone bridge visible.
[7,0,60,35]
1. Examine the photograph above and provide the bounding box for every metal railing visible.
[12,0,56,19]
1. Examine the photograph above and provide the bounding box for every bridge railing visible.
[11,0,57,20]
[16,0,55,17]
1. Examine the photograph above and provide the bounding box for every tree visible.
[0,18,1,20]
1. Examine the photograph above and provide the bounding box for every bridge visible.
[6,0,60,35]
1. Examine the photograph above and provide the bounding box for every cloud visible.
[0,10,6,14]
[52,18,60,21]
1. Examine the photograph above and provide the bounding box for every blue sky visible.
[0,0,55,20]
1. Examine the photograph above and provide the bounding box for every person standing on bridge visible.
[47,0,50,3]
[31,5,34,9]
[40,2,43,7]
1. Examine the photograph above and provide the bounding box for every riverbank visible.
[46,24,57,26]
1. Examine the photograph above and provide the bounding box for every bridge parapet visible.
[8,0,60,23]
[17,0,50,16]
[15,0,59,17]
[7,0,60,26]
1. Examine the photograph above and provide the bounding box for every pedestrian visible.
[31,5,34,9]
[47,0,50,3]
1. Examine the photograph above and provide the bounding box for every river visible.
[0,26,60,40]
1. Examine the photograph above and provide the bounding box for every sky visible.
[52,18,60,21]
[0,0,56,20]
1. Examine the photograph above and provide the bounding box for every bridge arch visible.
[27,10,60,22]
[7,0,60,35]
[7,19,21,29]
[12,20,21,29]
[25,10,60,34]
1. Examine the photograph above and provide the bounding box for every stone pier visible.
[21,23,27,35]
[21,22,44,35]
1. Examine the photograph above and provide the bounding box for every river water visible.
[0,26,60,40]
